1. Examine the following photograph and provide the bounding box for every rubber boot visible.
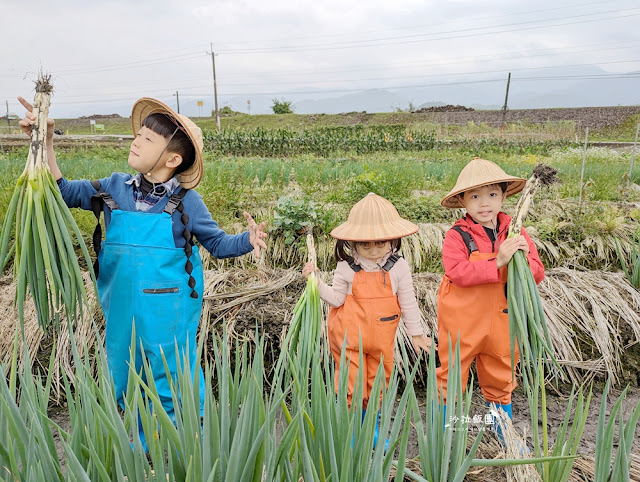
[487,402,511,444]
[441,404,447,430]
[132,426,149,453]
[351,408,367,449]
[372,411,389,453]
[487,402,527,453]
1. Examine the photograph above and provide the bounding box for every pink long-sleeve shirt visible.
[316,252,424,336]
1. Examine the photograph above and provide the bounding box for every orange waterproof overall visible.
[436,243,519,405]
[328,259,401,408]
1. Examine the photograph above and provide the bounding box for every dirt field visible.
[45,373,639,481]
[406,105,640,130]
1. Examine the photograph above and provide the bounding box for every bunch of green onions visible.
[507,165,562,388]
[0,74,95,330]
[285,232,323,377]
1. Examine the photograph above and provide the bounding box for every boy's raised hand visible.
[496,235,529,269]
[17,96,63,180]
[243,211,267,258]
[18,96,55,140]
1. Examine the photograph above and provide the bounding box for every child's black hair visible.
[142,113,195,175]
[456,181,508,203]
[334,238,402,263]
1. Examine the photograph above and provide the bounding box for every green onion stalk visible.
[615,232,640,289]
[284,231,323,383]
[593,379,640,481]
[506,164,563,389]
[0,73,96,330]
[527,357,591,481]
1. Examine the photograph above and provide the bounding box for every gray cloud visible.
[2,0,638,117]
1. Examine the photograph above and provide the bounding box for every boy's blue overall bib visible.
[92,184,205,423]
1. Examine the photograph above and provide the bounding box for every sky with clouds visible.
[1,0,639,117]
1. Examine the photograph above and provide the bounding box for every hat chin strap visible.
[145,125,181,184]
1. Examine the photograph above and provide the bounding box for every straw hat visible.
[131,97,204,189]
[330,193,418,241]
[441,157,526,208]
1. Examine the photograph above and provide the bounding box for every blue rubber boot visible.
[486,401,511,445]
[351,408,367,449]
[372,411,389,453]
[132,426,149,453]
[441,404,447,430]
[487,402,528,453]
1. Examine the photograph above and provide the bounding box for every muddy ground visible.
[45,340,640,482]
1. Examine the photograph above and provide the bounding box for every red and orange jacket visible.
[442,212,545,287]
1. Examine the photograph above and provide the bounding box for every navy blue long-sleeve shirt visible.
[59,172,253,259]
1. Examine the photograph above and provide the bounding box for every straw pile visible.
[2,266,640,389]
[0,273,99,398]
[204,218,637,274]
[200,266,640,385]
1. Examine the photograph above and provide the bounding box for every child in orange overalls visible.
[303,193,431,448]
[437,157,545,439]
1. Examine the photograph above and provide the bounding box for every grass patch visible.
[0,146,637,272]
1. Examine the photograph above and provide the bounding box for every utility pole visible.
[173,91,180,114]
[627,122,639,193]
[578,126,589,208]
[501,72,511,128]
[5,101,10,127]
[209,43,221,131]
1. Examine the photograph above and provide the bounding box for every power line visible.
[212,0,613,48]
[214,42,640,81]
[218,10,640,54]
[4,58,638,103]
[2,6,634,80]
[54,52,205,75]
[214,59,640,88]
[33,71,639,106]
[48,43,208,71]
[19,59,636,102]
[23,40,638,94]
[215,73,640,97]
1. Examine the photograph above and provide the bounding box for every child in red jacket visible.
[437,157,544,437]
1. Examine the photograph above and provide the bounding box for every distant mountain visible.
[48,65,639,118]
[222,65,639,115]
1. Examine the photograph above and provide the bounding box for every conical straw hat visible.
[330,193,418,241]
[441,157,526,208]
[131,97,204,189]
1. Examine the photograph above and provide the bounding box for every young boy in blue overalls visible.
[18,96,267,446]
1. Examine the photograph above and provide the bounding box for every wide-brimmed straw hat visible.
[131,97,204,189]
[330,193,418,241]
[441,157,526,208]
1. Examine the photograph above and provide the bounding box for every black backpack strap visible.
[90,180,120,212]
[451,226,478,257]
[163,188,189,215]
[348,260,362,272]
[165,189,198,299]
[90,180,121,277]
[381,254,400,272]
